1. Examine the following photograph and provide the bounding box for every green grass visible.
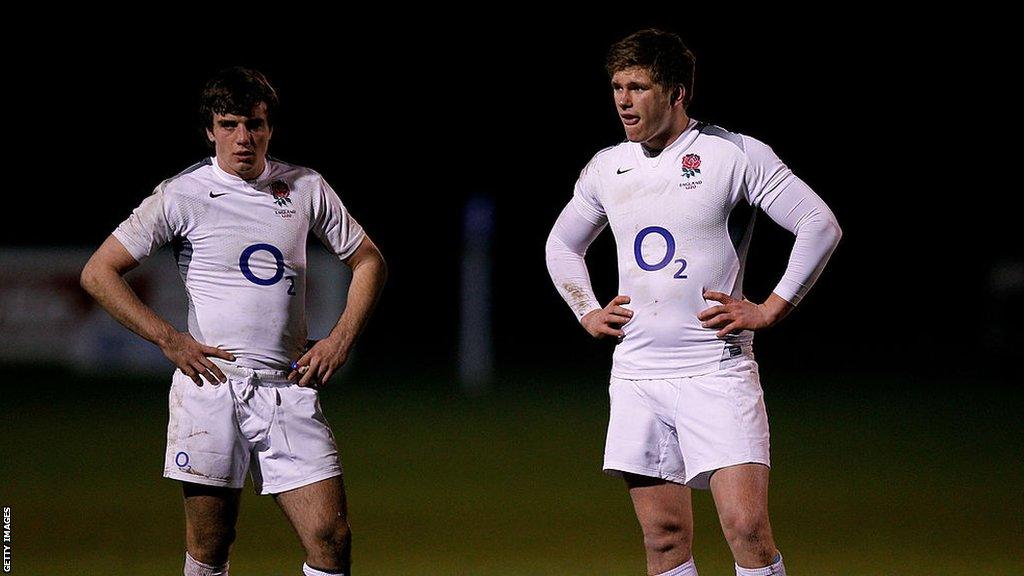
[2,366,1021,575]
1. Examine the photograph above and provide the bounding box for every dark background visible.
[7,19,1017,383]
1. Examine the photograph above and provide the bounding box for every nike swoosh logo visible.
[616,167,634,175]
[209,191,229,198]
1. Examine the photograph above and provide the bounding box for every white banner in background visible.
[0,247,350,373]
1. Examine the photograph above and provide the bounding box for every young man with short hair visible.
[81,67,386,576]
[546,29,841,576]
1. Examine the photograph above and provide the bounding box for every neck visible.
[642,112,691,156]
[216,156,265,181]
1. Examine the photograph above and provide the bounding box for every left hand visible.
[698,291,787,338]
[288,335,349,388]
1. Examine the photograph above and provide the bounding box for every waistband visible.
[210,359,293,385]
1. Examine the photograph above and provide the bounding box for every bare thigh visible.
[709,463,771,526]
[625,473,694,574]
[182,482,242,565]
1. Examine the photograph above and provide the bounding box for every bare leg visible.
[625,473,694,575]
[709,463,778,568]
[182,482,242,566]
[274,476,351,572]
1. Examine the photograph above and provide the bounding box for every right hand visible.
[580,295,633,339]
[159,332,236,386]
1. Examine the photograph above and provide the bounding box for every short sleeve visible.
[112,187,175,262]
[742,135,799,209]
[310,176,366,260]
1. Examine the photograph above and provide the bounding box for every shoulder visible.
[267,155,315,175]
[694,122,779,165]
[694,122,748,153]
[159,157,215,197]
[266,156,327,188]
[580,140,632,179]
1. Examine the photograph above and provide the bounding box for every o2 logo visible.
[633,226,688,279]
[239,243,296,294]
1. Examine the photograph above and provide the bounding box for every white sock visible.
[735,552,786,576]
[302,562,346,576]
[656,556,698,576]
[184,551,229,576]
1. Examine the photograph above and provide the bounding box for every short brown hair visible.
[199,66,279,130]
[607,29,696,108]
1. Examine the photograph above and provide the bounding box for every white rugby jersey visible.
[113,157,365,370]
[547,119,841,379]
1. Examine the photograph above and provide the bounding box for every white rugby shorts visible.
[163,362,342,495]
[603,356,770,489]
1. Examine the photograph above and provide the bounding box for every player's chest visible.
[603,152,737,225]
[186,193,310,256]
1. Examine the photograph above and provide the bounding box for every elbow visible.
[827,216,843,248]
[362,243,388,287]
[80,256,124,299]
[350,237,388,287]
[376,252,389,287]
[79,260,99,296]
[371,240,388,286]
[544,232,565,263]
[544,235,560,273]
[812,218,842,254]
[800,211,842,250]
[545,232,587,275]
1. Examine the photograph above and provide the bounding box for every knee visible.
[642,517,692,558]
[719,510,772,553]
[309,517,352,557]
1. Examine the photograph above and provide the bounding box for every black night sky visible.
[6,18,1017,382]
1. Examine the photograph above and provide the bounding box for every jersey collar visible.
[210,156,272,188]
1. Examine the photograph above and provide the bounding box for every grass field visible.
[2,365,1021,575]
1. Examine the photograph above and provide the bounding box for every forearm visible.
[328,250,387,355]
[545,203,607,321]
[80,263,177,348]
[546,237,600,320]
